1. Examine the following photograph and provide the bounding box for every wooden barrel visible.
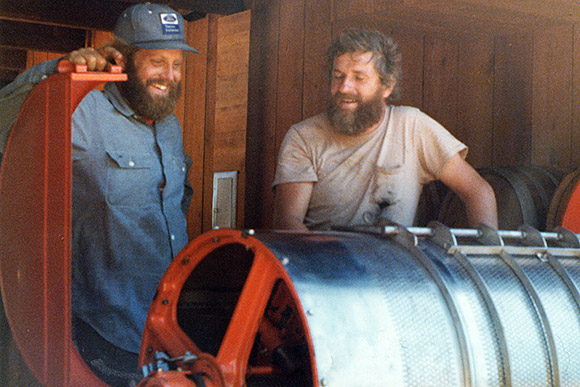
[438,166,567,230]
[414,180,449,227]
[546,167,580,232]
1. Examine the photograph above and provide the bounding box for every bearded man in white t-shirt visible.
[272,29,497,231]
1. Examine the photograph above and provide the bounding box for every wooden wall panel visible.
[183,16,209,238]
[457,38,494,168]
[302,0,332,119]
[423,37,459,133]
[391,30,424,109]
[26,51,62,67]
[276,0,305,152]
[333,13,394,33]
[245,0,280,229]
[216,11,251,230]
[332,0,568,35]
[202,15,220,232]
[254,0,306,228]
[492,34,534,167]
[201,11,251,231]
[90,31,113,49]
[532,24,574,168]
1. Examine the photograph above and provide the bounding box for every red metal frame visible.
[139,228,318,387]
[0,63,126,386]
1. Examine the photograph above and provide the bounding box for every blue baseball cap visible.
[114,2,200,53]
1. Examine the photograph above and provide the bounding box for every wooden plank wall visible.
[201,11,251,232]
[182,17,209,238]
[245,0,580,229]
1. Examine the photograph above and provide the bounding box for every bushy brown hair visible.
[327,29,402,102]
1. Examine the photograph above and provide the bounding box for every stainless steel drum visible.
[139,223,580,387]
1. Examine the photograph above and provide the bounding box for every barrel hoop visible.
[546,254,580,318]
[525,166,565,191]
[480,167,538,228]
[498,251,560,386]
[450,249,511,386]
[516,167,552,214]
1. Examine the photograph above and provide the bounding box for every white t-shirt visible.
[273,105,467,229]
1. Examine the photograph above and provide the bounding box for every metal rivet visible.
[307,310,313,316]
[281,257,290,265]
[182,258,189,265]
[241,229,256,239]
[162,299,169,305]
[320,378,327,386]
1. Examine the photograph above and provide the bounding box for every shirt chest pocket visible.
[105,151,158,207]
[372,164,406,208]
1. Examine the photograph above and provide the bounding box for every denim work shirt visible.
[72,82,192,353]
[0,59,193,354]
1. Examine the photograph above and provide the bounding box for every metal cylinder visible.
[249,223,580,386]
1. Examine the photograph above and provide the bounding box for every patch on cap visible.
[160,13,180,35]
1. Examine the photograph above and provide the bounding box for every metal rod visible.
[380,226,576,243]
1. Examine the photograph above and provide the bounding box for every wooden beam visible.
[0,20,87,53]
[109,0,246,19]
[0,0,128,30]
[0,0,248,32]
[169,0,246,15]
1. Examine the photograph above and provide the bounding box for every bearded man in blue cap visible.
[0,3,199,385]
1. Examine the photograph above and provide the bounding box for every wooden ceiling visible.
[0,0,247,81]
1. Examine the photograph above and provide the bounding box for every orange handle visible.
[57,60,123,74]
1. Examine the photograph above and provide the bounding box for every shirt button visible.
[171,234,176,241]
[128,161,135,167]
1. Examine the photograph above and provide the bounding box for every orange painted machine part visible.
[138,370,198,387]
[138,229,318,387]
[561,180,580,232]
[0,62,126,386]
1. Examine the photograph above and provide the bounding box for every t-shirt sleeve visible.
[415,110,467,181]
[272,126,318,188]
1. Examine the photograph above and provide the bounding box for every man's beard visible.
[327,92,385,135]
[119,60,182,121]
